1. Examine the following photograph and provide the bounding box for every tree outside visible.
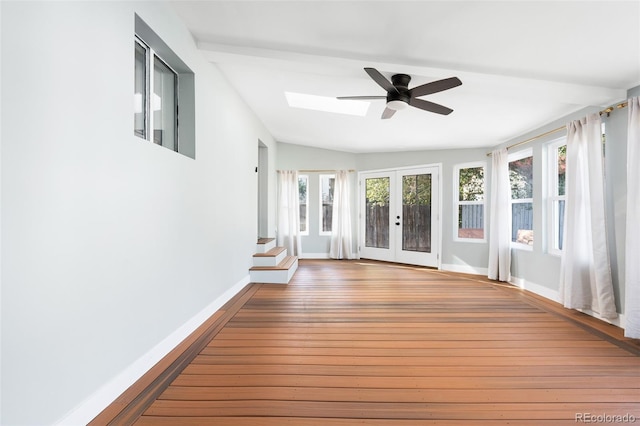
[366,177,390,206]
[509,156,533,199]
[403,174,431,206]
[558,144,566,196]
[459,167,484,201]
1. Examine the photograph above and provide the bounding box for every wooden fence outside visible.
[511,202,533,241]
[460,204,484,229]
[365,205,431,252]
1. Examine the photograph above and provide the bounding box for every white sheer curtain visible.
[277,170,301,256]
[559,113,617,319]
[330,170,356,259]
[488,148,511,281]
[624,97,640,337]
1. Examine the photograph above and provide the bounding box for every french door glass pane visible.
[402,174,431,253]
[153,56,177,150]
[134,42,147,138]
[365,177,390,249]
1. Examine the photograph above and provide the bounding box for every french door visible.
[359,166,440,267]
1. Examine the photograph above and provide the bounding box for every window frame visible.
[134,35,179,151]
[453,162,486,243]
[319,174,335,236]
[151,53,179,150]
[298,175,309,236]
[546,138,566,256]
[134,14,195,159]
[509,148,534,250]
[134,37,149,140]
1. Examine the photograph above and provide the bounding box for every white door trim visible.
[358,163,442,268]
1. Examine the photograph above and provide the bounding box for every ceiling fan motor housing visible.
[387,74,412,106]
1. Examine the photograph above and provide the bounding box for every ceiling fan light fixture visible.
[337,68,461,119]
[386,100,407,111]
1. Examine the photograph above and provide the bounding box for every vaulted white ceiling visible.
[171,0,640,153]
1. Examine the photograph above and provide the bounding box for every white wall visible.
[0,2,276,424]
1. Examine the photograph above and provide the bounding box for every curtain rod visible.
[486,101,629,156]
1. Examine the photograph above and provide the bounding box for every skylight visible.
[285,92,370,116]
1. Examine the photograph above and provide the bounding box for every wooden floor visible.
[93,260,640,425]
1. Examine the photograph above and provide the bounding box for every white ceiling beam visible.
[197,41,626,107]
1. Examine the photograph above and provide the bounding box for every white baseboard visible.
[300,253,361,260]
[509,276,625,328]
[441,263,488,276]
[575,308,624,328]
[509,276,560,303]
[299,252,331,259]
[55,275,250,426]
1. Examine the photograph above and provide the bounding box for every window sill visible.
[453,238,487,244]
[511,243,533,251]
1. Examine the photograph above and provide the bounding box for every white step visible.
[253,246,287,267]
[256,238,276,254]
[250,256,298,284]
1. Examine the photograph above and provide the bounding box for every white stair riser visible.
[256,239,277,253]
[250,259,298,284]
[253,251,287,267]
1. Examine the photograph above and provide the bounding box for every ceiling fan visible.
[337,67,462,119]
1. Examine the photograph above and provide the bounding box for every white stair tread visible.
[253,246,286,258]
[250,255,297,271]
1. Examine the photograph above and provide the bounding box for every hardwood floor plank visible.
[181,363,640,377]
[171,373,640,389]
[208,338,614,349]
[199,346,630,358]
[142,399,640,420]
[134,417,631,426]
[212,331,601,341]
[157,386,640,403]
[190,354,639,367]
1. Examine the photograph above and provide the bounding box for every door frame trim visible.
[357,163,442,269]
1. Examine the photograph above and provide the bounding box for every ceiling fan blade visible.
[409,77,462,98]
[336,96,387,100]
[381,107,396,119]
[364,68,399,94]
[409,98,453,115]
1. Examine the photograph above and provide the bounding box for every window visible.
[454,163,485,241]
[298,175,308,235]
[134,36,177,150]
[134,15,195,158]
[320,175,335,235]
[546,139,566,254]
[134,40,147,139]
[509,149,534,247]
